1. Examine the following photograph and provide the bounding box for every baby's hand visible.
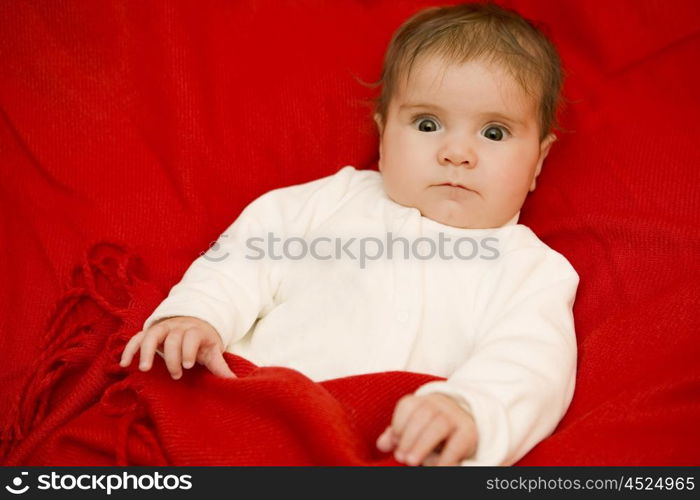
[376,393,477,466]
[119,316,236,380]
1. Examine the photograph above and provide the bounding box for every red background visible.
[1,0,699,464]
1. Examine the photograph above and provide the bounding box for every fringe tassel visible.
[0,241,154,464]
[99,379,168,466]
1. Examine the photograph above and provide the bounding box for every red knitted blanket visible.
[0,243,437,466]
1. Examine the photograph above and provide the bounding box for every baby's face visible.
[375,55,557,229]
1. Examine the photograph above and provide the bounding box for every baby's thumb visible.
[207,353,237,379]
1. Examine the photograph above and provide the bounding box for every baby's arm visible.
[131,167,366,376]
[136,181,311,356]
[120,316,236,379]
[384,247,579,466]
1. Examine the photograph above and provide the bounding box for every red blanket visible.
[0,243,437,465]
[1,0,699,465]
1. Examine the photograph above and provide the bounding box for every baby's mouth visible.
[434,182,476,193]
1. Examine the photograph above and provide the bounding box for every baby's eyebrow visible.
[401,103,447,112]
[400,103,525,127]
[476,111,525,128]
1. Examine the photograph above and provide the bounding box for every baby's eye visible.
[482,125,509,141]
[413,116,440,133]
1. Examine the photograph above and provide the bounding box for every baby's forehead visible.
[400,54,524,92]
[394,56,540,117]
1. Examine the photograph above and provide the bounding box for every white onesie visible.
[143,165,579,466]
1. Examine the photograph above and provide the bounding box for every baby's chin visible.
[385,190,503,229]
[418,201,483,229]
[425,214,479,229]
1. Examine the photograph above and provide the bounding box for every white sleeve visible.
[142,166,363,348]
[413,247,580,466]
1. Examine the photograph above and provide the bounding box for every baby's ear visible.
[374,113,385,171]
[373,113,384,135]
[529,133,557,192]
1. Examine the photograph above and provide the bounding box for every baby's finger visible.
[204,351,237,379]
[181,328,202,369]
[119,331,145,366]
[403,415,451,466]
[163,328,185,379]
[390,395,420,436]
[376,426,396,452]
[436,429,476,466]
[422,452,441,467]
[138,323,169,370]
[395,405,435,459]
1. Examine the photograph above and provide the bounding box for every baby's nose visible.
[440,143,476,168]
[441,154,476,169]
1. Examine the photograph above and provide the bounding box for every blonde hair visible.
[362,1,570,142]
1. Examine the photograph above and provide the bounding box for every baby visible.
[120,2,579,466]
